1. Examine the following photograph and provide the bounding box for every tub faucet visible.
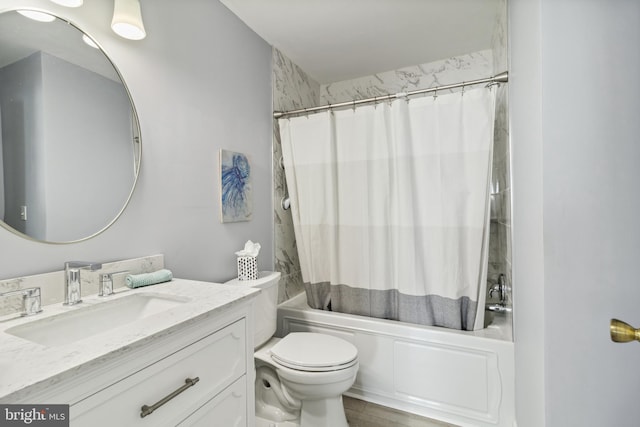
[489,274,507,303]
[64,261,102,305]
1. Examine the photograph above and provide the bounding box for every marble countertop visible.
[0,279,259,402]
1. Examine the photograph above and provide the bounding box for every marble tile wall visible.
[0,255,165,317]
[487,0,512,306]
[272,49,320,303]
[320,50,493,104]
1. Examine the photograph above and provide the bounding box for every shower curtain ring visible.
[433,88,438,100]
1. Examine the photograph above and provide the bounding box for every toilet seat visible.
[270,333,358,372]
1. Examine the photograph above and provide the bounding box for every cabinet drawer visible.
[177,376,247,427]
[71,319,246,427]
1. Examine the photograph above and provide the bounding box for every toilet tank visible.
[225,271,281,348]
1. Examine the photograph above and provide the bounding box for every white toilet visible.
[226,271,359,427]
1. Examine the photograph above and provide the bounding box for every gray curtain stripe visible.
[304,282,478,331]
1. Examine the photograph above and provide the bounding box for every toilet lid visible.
[270,333,358,372]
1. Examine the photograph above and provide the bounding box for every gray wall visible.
[0,52,46,238]
[0,0,273,283]
[542,1,640,425]
[510,0,545,424]
[41,52,134,242]
[512,0,640,425]
[0,51,134,242]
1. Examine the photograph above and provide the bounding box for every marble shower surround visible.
[273,47,509,306]
[272,49,320,303]
[320,49,493,104]
[488,0,512,305]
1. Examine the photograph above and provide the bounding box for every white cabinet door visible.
[178,377,247,427]
[71,319,246,427]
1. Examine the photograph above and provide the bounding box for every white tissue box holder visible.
[237,256,257,281]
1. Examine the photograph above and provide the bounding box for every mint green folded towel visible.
[126,269,173,289]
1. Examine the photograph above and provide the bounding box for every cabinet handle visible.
[140,377,200,418]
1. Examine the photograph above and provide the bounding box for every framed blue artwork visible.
[219,149,252,223]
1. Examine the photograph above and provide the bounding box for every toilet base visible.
[255,396,350,427]
[299,396,349,427]
[255,415,300,427]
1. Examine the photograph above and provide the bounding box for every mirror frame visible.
[0,6,142,244]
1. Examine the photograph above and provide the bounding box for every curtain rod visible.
[274,71,508,119]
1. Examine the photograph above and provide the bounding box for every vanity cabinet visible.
[177,377,246,427]
[8,296,256,427]
[71,319,247,426]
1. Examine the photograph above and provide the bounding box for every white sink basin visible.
[5,293,189,347]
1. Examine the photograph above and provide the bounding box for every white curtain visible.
[280,87,495,331]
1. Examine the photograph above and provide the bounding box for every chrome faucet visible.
[489,273,507,303]
[0,287,42,316]
[64,261,102,305]
[98,271,129,297]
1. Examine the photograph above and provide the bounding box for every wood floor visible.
[343,396,459,427]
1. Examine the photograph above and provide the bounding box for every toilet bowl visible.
[255,334,358,427]
[225,272,359,427]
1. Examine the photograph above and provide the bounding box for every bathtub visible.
[276,293,515,427]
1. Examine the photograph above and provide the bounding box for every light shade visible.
[17,10,56,22]
[82,34,99,49]
[111,0,146,41]
[49,0,83,7]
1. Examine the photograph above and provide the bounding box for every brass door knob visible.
[610,319,640,343]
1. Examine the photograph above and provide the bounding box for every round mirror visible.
[0,9,141,243]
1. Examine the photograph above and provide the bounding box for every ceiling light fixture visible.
[111,0,146,41]
[49,0,84,7]
[17,10,56,22]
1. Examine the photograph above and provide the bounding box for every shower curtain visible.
[280,87,495,331]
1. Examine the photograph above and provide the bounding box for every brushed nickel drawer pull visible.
[140,377,200,418]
